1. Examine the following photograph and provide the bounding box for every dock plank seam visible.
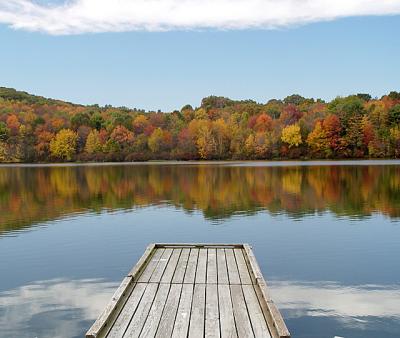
[108,283,149,338]
[155,284,183,337]
[181,248,191,283]
[183,280,196,337]
[138,283,171,338]
[122,283,159,338]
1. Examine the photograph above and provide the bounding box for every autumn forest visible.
[0,87,400,162]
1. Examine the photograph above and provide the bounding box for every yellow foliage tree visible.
[196,120,216,159]
[390,126,400,140]
[245,134,256,157]
[306,121,330,157]
[148,128,164,153]
[0,142,7,162]
[212,118,229,158]
[50,129,78,161]
[85,129,102,154]
[281,124,302,148]
[390,126,400,157]
[194,108,208,120]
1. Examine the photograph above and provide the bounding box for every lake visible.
[0,161,399,338]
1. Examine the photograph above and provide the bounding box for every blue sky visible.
[1,7,399,111]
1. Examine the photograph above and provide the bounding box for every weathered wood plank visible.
[230,285,254,338]
[184,248,199,284]
[107,283,147,338]
[217,249,229,285]
[156,243,244,248]
[241,247,257,285]
[188,283,206,338]
[172,283,194,338]
[150,248,173,283]
[155,284,183,337]
[86,276,134,338]
[266,301,290,338]
[218,284,238,338]
[243,245,290,338]
[242,245,269,295]
[123,283,158,338]
[160,248,182,283]
[234,249,252,285]
[205,284,220,338]
[195,249,207,284]
[138,284,170,338]
[225,249,241,285]
[253,286,275,338]
[207,248,218,284]
[128,244,156,278]
[137,248,164,283]
[172,248,190,283]
[242,285,271,338]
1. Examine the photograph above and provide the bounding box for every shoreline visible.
[1,159,400,167]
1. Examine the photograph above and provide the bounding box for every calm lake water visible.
[0,161,399,338]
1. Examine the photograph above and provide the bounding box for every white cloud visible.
[0,278,118,338]
[0,0,400,35]
[270,280,400,319]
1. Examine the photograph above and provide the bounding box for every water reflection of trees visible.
[0,164,399,233]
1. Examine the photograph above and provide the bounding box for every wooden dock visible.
[86,244,290,338]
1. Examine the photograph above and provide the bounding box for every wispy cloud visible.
[0,0,400,35]
[270,280,400,319]
[0,278,118,337]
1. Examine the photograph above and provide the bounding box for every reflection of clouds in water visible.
[270,280,400,323]
[1,279,400,337]
[0,278,118,338]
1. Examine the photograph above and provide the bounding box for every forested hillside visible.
[0,87,399,162]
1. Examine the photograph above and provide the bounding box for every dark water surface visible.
[0,161,399,338]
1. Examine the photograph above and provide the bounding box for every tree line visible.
[0,87,399,162]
